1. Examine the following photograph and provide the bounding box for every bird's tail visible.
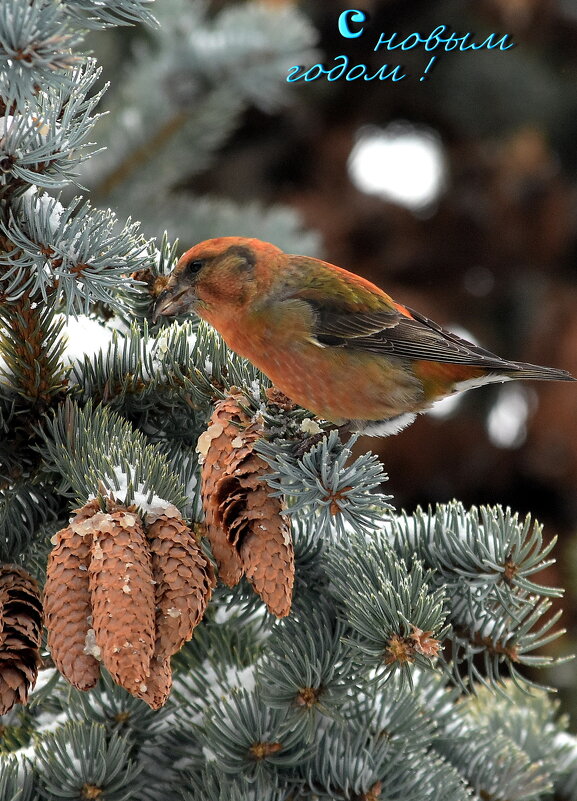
[506,362,575,382]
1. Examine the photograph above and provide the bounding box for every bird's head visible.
[152,237,284,323]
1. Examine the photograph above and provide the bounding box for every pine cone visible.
[138,654,172,711]
[0,565,42,714]
[44,499,101,691]
[88,509,155,699]
[200,395,256,586]
[200,395,294,617]
[220,454,294,618]
[146,508,215,659]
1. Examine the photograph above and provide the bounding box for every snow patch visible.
[90,464,179,522]
[300,417,322,435]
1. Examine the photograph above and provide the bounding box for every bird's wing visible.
[284,255,518,369]
[309,301,519,369]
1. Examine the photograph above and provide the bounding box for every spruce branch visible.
[390,503,562,600]
[0,0,83,108]
[289,514,330,606]
[151,320,278,420]
[1,191,148,312]
[0,481,61,563]
[94,109,192,199]
[35,722,143,801]
[69,321,162,410]
[201,689,311,779]
[0,291,68,406]
[328,529,449,686]
[86,0,319,205]
[66,670,170,746]
[555,733,577,800]
[303,719,419,801]
[257,430,393,538]
[118,192,321,259]
[437,728,552,801]
[388,502,567,690]
[0,60,105,196]
[0,754,36,801]
[0,399,20,479]
[63,0,158,30]
[168,1,319,113]
[172,609,264,678]
[358,675,441,755]
[36,398,186,510]
[255,605,359,728]
[179,765,289,801]
[465,683,571,777]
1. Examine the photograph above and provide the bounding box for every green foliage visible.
[66,671,170,745]
[0,1,83,107]
[0,61,104,194]
[35,723,143,801]
[0,482,60,563]
[2,192,147,313]
[258,430,393,537]
[202,689,311,779]
[86,0,321,249]
[0,755,37,801]
[0,296,68,404]
[64,0,157,29]
[328,527,449,685]
[255,604,358,725]
[178,765,289,801]
[389,504,567,691]
[37,398,186,509]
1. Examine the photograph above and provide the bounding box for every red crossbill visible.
[153,237,574,435]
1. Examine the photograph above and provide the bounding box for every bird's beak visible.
[152,284,197,323]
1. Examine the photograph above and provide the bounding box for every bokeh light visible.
[348,122,447,211]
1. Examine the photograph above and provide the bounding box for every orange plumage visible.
[153,237,574,436]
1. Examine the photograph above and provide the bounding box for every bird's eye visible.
[186,259,204,276]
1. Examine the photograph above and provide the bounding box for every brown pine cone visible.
[0,564,43,714]
[138,654,172,710]
[222,454,294,618]
[88,509,155,699]
[146,508,215,659]
[199,394,256,586]
[44,499,101,691]
[200,394,294,617]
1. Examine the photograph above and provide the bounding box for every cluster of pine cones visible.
[0,395,295,713]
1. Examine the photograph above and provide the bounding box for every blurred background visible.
[79,0,577,711]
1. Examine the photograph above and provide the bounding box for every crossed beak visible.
[152,283,197,323]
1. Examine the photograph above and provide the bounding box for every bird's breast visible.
[216,312,424,424]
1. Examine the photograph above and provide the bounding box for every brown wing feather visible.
[312,303,574,379]
[312,303,511,368]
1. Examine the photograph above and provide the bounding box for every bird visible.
[152,237,575,436]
